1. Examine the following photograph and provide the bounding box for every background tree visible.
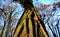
[0,0,24,37]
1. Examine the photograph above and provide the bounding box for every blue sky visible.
[32,0,60,8]
[39,0,60,4]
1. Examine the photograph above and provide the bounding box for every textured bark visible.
[13,8,48,37]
